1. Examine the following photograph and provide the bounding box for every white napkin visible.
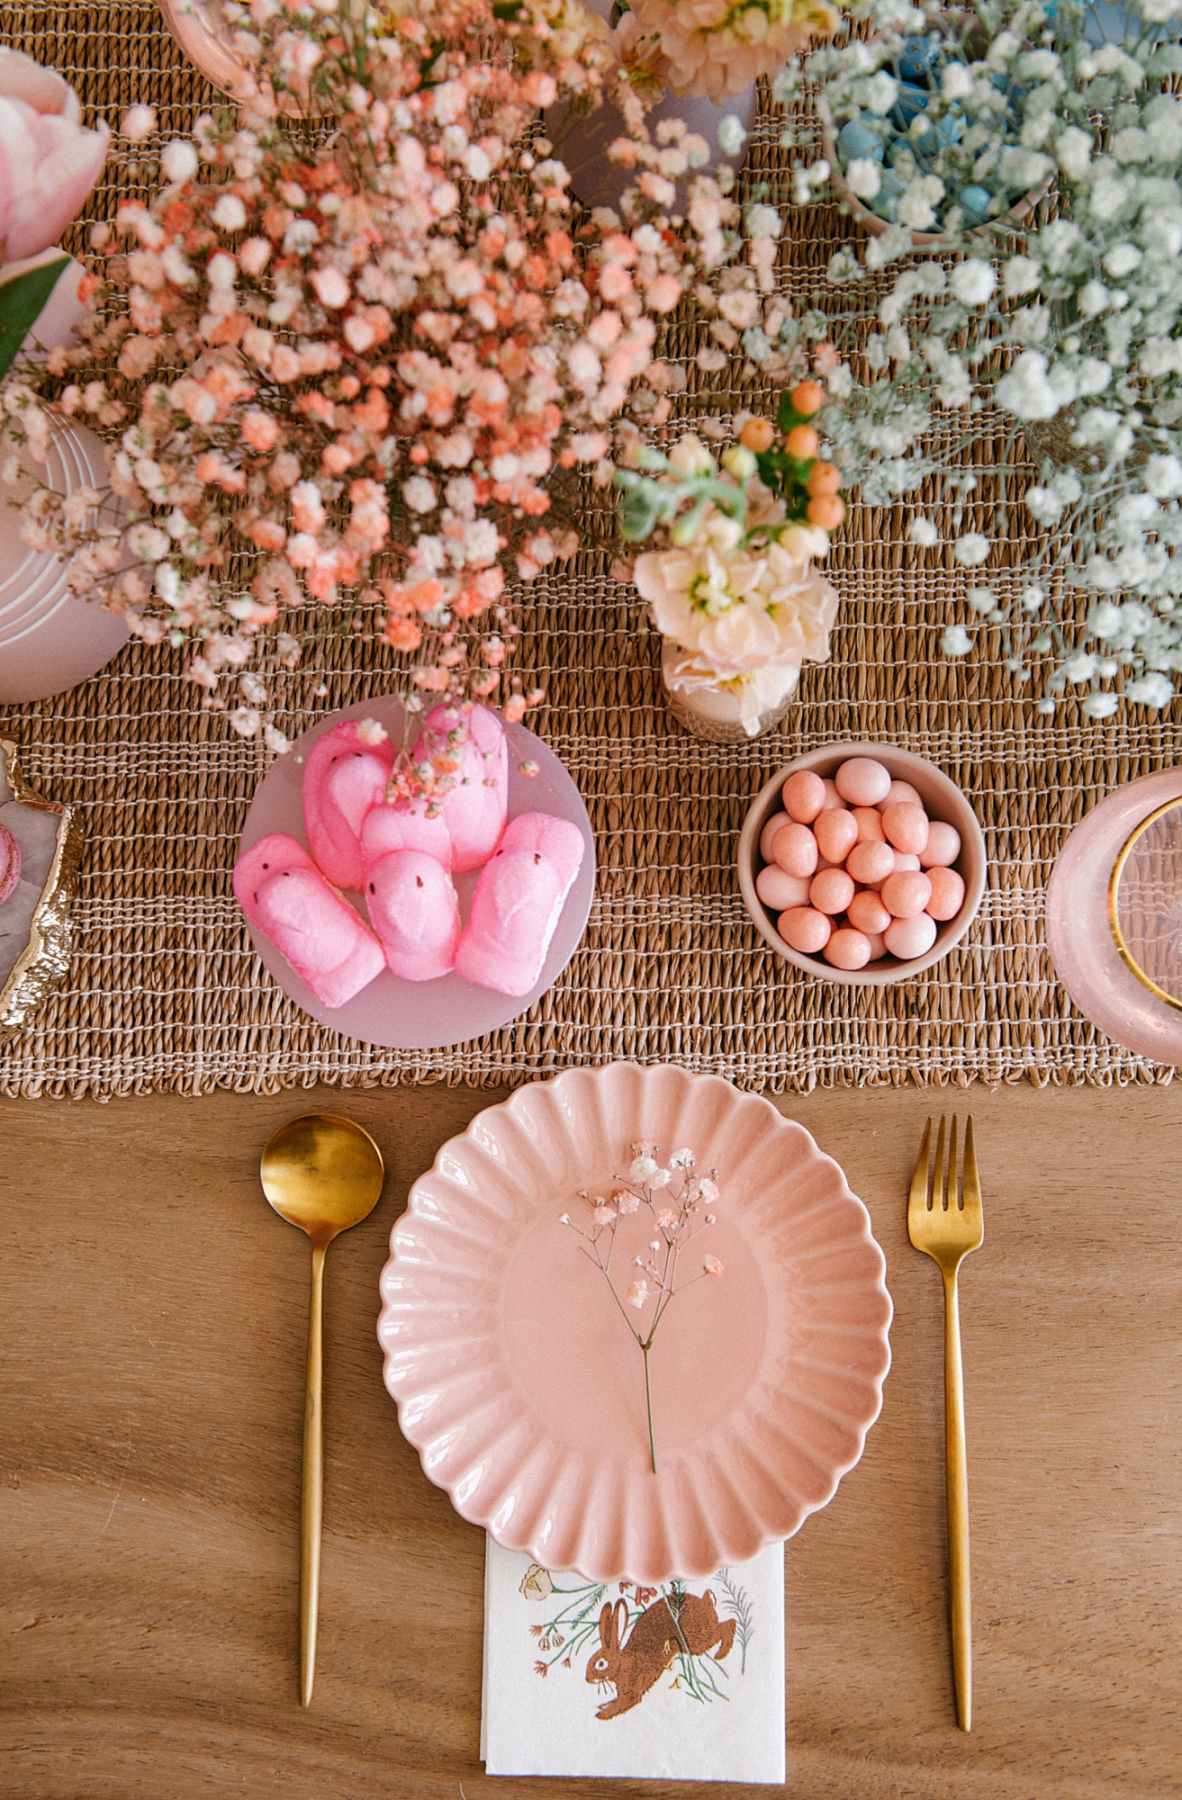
[481,1537,785,1784]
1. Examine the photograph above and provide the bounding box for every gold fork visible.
[908,1115,984,1733]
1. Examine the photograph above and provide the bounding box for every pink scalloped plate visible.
[377,1063,893,1582]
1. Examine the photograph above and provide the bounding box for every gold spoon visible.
[260,1112,385,1707]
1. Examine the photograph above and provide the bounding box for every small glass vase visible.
[661,646,801,744]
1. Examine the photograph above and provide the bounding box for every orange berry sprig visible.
[739,380,847,537]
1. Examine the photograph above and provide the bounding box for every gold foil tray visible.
[0,738,84,1043]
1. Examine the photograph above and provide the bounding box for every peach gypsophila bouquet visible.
[0,0,792,783]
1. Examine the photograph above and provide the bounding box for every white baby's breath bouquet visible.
[781,0,1182,719]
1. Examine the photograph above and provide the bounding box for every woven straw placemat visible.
[1,2,1179,1098]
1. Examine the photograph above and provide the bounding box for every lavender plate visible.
[237,695,596,1049]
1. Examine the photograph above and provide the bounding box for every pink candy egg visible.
[772,821,819,880]
[778,906,832,954]
[756,864,812,911]
[824,927,873,970]
[864,930,887,961]
[814,807,858,865]
[847,889,892,935]
[881,870,933,919]
[920,821,962,868]
[878,780,922,812]
[835,756,892,807]
[884,912,938,959]
[810,867,856,915]
[893,850,921,872]
[819,778,845,811]
[760,811,789,862]
[846,840,895,885]
[852,806,886,843]
[782,770,826,824]
[925,865,965,921]
[882,802,930,855]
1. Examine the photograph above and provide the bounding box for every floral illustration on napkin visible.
[519,1565,753,1720]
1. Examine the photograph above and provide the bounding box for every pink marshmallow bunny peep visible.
[303,721,395,891]
[423,703,507,872]
[234,832,384,1008]
[366,849,461,982]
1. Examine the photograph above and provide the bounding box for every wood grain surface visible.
[1,1078,1180,1799]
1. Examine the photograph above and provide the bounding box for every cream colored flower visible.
[519,1564,554,1601]
[626,0,837,102]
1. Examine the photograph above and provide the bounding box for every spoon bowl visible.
[260,1111,384,1707]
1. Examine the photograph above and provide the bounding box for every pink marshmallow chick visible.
[234,833,385,1009]
[366,849,461,982]
[756,865,812,911]
[501,811,585,902]
[455,844,562,997]
[360,795,452,873]
[919,821,962,868]
[303,721,396,891]
[0,819,20,905]
[925,864,966,921]
[425,703,508,872]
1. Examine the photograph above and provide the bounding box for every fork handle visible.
[942,1265,972,1732]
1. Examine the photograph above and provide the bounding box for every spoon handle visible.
[301,1242,326,1708]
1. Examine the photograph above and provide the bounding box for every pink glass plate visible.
[1046,765,1182,1063]
[237,695,596,1049]
[377,1062,893,1582]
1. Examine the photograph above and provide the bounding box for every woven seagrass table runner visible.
[1,1,1179,1098]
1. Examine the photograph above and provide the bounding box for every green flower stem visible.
[643,1342,657,1476]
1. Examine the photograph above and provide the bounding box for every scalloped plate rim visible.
[377,1062,893,1580]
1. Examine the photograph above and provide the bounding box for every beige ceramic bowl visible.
[738,740,987,986]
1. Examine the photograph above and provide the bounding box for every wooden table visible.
[2,1078,1180,1798]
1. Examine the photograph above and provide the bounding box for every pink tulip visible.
[0,50,108,265]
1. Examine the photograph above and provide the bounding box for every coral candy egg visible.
[881,870,934,918]
[814,807,858,864]
[760,811,789,862]
[825,928,872,971]
[878,780,922,812]
[882,803,930,855]
[846,840,895,885]
[852,805,886,843]
[925,865,966,921]
[778,907,832,954]
[782,770,826,824]
[848,890,892,935]
[893,851,921,872]
[772,821,819,879]
[884,912,938,959]
[810,868,856,915]
[835,757,892,806]
[920,821,962,868]
[864,931,887,961]
[819,778,844,811]
[756,865,813,911]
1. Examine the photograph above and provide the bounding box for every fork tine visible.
[909,1117,932,1216]
[933,1114,947,1213]
[962,1115,982,1222]
[948,1115,959,1210]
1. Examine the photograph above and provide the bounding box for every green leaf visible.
[0,257,71,384]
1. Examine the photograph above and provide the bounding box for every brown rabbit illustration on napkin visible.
[585,1591,737,1720]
